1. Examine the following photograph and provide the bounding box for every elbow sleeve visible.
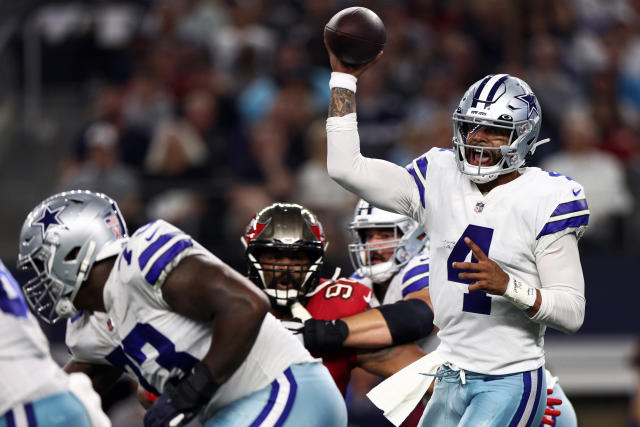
[378,299,435,345]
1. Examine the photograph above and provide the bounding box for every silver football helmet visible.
[348,200,427,284]
[17,190,128,323]
[241,203,327,307]
[452,74,549,184]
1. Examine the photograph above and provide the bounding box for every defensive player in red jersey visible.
[241,202,426,396]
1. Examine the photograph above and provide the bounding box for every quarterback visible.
[324,43,588,427]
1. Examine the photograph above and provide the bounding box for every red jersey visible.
[304,277,373,395]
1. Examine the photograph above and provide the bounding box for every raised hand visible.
[452,237,510,296]
[324,35,383,78]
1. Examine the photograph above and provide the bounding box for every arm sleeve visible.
[531,233,585,334]
[326,113,417,216]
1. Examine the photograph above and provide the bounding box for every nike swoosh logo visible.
[483,377,505,382]
[572,189,581,196]
[363,292,372,304]
[145,227,159,241]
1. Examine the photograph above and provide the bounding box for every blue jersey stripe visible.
[403,264,429,283]
[471,75,493,107]
[417,156,428,180]
[536,215,589,239]
[551,199,588,216]
[0,264,28,318]
[275,367,298,427]
[138,232,181,270]
[250,378,280,427]
[145,238,194,285]
[402,277,429,297]
[406,167,425,208]
[70,310,84,323]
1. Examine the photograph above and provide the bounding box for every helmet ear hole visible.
[64,247,81,261]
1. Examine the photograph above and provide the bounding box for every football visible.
[324,6,386,66]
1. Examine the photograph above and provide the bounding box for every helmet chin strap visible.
[366,261,397,284]
[56,240,96,319]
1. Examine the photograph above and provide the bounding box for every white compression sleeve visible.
[326,113,416,216]
[531,233,586,334]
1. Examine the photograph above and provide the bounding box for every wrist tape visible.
[502,276,537,310]
[329,72,357,93]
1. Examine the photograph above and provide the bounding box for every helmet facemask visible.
[17,190,128,324]
[348,200,426,284]
[242,203,327,309]
[247,246,323,307]
[451,74,548,184]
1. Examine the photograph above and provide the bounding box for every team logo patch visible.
[474,202,485,213]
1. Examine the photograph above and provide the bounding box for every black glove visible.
[302,318,349,351]
[144,362,219,427]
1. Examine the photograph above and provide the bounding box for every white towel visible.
[367,350,447,426]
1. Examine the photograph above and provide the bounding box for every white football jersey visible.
[66,311,119,364]
[404,148,589,375]
[84,219,314,414]
[0,260,69,414]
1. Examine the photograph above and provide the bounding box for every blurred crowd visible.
[8,0,640,272]
[3,1,640,424]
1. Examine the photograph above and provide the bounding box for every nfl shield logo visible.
[474,202,485,213]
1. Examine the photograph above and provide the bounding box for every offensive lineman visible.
[17,190,346,427]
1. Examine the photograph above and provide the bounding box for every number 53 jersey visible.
[405,148,589,375]
[67,219,315,413]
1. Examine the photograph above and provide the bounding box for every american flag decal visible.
[475,202,485,213]
[105,215,123,238]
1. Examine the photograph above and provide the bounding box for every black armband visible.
[170,361,220,411]
[378,299,434,345]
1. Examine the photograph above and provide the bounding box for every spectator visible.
[541,108,633,245]
[57,121,141,223]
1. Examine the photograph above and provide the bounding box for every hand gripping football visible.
[324,6,386,66]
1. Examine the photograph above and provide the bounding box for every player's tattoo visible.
[329,88,356,117]
[357,346,400,362]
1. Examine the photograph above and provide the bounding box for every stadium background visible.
[0,0,638,425]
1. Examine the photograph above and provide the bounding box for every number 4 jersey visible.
[66,219,315,413]
[405,148,589,375]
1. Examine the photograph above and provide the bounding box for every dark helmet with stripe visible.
[17,190,127,323]
[452,74,547,184]
[241,203,326,307]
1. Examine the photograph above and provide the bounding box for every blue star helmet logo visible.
[33,206,64,237]
[515,93,539,119]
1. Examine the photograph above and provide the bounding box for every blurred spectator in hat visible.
[541,108,633,246]
[57,121,141,223]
